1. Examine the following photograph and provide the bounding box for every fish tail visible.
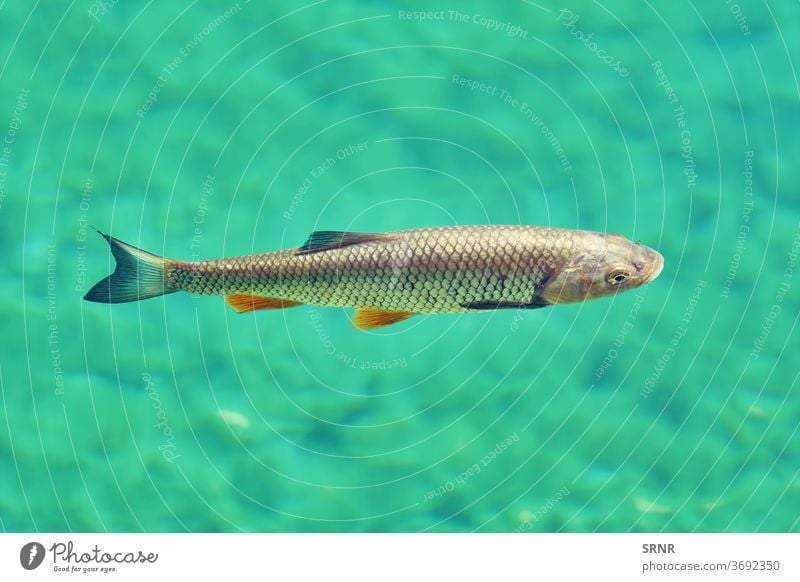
[84,230,178,303]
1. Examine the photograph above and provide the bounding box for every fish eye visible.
[607,269,631,286]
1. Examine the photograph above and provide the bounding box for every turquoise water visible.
[2,2,798,532]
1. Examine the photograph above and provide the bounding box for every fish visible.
[84,226,664,330]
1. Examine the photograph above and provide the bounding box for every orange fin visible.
[353,308,415,330]
[226,294,303,313]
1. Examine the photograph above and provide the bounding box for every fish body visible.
[85,226,663,329]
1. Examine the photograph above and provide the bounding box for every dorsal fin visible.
[296,231,391,255]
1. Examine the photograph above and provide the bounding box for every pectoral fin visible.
[353,308,415,330]
[226,294,303,313]
[462,298,551,310]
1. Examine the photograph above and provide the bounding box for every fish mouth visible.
[643,250,664,283]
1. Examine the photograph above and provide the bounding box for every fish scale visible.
[169,226,566,313]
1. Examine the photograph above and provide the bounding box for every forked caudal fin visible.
[84,231,175,303]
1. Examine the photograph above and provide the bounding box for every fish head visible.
[539,233,663,304]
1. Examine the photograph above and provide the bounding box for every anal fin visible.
[353,308,415,330]
[226,294,303,313]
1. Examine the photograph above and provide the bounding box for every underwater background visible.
[1,1,798,532]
